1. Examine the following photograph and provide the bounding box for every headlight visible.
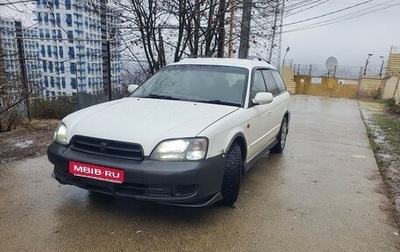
[54,122,68,145]
[150,138,208,161]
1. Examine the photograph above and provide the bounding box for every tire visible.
[271,117,288,154]
[220,142,242,206]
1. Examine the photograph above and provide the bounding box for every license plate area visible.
[69,161,124,183]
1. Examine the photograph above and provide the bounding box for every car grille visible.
[70,135,144,161]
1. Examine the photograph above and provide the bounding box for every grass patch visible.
[366,126,380,152]
[361,99,400,228]
[375,113,400,156]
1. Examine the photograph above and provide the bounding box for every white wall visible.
[382,76,400,105]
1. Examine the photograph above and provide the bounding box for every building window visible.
[44,76,49,87]
[42,60,47,72]
[41,45,45,57]
[37,13,42,23]
[70,63,76,74]
[60,62,65,73]
[49,61,53,73]
[57,30,62,41]
[70,78,76,89]
[56,13,61,24]
[53,46,58,58]
[61,77,66,88]
[47,45,51,57]
[66,14,72,27]
[65,0,71,10]
[67,31,73,43]
[59,46,63,58]
[68,47,74,58]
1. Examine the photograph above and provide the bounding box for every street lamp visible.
[363,53,373,76]
[379,56,385,77]
[282,46,290,69]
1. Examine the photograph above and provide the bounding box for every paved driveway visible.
[0,95,398,251]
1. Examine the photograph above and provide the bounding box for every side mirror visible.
[127,84,139,94]
[252,92,273,105]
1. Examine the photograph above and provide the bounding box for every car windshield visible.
[132,64,248,107]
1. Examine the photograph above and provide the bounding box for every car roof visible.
[172,57,277,71]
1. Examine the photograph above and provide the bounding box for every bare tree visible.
[0,61,27,132]
[112,0,229,74]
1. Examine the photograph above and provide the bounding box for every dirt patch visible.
[359,100,400,228]
[0,119,59,164]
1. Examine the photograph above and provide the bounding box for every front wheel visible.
[271,117,288,153]
[220,142,242,206]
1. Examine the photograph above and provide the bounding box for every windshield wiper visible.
[200,99,242,107]
[144,93,181,100]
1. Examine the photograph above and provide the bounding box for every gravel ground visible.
[0,119,59,164]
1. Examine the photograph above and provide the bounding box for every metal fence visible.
[291,63,384,79]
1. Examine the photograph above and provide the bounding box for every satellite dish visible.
[325,56,338,71]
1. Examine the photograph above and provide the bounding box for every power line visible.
[283,0,399,33]
[0,0,33,6]
[285,0,331,17]
[284,0,376,26]
[286,0,327,11]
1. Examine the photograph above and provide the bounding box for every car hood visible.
[63,98,239,155]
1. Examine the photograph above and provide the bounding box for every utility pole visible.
[217,0,226,57]
[228,0,235,57]
[15,21,31,120]
[238,0,252,59]
[101,0,112,101]
[194,0,200,56]
[268,0,285,69]
[158,27,166,67]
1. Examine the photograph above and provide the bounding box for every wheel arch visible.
[226,133,247,174]
[284,110,291,132]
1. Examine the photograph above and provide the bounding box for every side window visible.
[271,70,287,93]
[261,70,279,96]
[250,70,267,99]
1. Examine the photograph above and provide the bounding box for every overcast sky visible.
[282,0,400,67]
[1,0,399,68]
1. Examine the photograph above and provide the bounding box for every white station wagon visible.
[48,57,291,207]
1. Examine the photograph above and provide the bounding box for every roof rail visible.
[186,55,208,58]
[247,56,270,64]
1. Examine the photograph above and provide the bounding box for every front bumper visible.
[47,142,225,207]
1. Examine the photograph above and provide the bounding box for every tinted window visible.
[261,70,279,95]
[251,70,267,99]
[271,70,287,93]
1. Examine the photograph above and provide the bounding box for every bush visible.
[32,98,75,120]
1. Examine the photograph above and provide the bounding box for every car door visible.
[261,70,286,138]
[245,69,277,162]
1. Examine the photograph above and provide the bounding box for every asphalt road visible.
[1,95,399,251]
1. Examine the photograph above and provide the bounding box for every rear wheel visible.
[220,142,242,206]
[271,117,288,153]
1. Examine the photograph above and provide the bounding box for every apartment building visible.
[34,0,121,98]
[0,17,41,102]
